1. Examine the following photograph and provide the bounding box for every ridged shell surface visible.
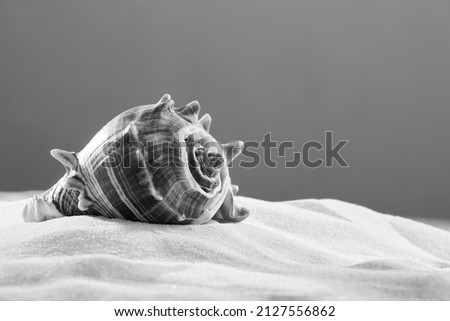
[24,94,249,224]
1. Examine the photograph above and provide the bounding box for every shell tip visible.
[50,148,78,171]
[199,113,212,132]
[159,93,171,103]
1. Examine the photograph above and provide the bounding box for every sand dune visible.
[0,194,449,300]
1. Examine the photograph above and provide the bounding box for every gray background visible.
[1,0,449,219]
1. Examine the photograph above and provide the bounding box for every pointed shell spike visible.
[154,94,174,113]
[232,184,239,195]
[50,149,78,171]
[179,100,201,119]
[199,113,211,132]
[158,93,171,103]
[223,141,244,165]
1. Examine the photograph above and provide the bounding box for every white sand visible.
[0,193,449,300]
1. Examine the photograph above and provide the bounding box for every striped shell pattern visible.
[23,94,249,224]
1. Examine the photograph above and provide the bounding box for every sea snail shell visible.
[23,94,249,224]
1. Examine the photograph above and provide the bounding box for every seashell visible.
[23,94,249,224]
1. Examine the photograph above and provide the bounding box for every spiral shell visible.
[23,94,249,224]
